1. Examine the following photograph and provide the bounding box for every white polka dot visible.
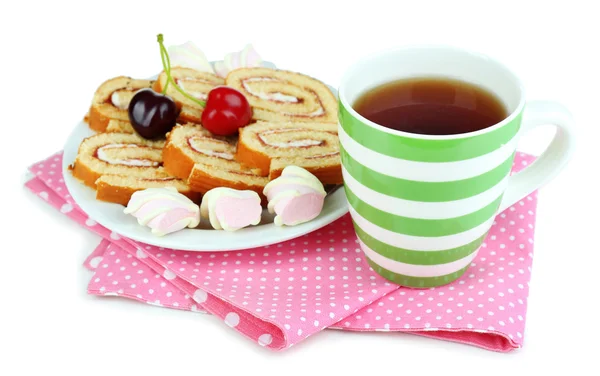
[136,249,148,259]
[193,289,208,303]
[163,270,176,280]
[89,256,103,269]
[85,218,97,226]
[39,191,49,200]
[60,203,73,213]
[258,333,273,346]
[224,312,240,327]
[110,232,121,240]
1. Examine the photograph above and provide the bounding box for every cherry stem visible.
[157,34,206,107]
[158,37,171,93]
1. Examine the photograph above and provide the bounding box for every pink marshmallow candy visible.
[200,188,262,231]
[123,187,200,236]
[213,44,263,78]
[263,166,326,226]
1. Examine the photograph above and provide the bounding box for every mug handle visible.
[497,100,576,213]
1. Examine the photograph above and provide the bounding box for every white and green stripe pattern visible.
[339,103,523,287]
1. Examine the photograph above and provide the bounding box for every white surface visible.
[3,0,599,375]
[63,121,348,251]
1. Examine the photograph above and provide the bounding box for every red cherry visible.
[201,86,252,136]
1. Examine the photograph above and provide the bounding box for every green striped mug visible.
[338,46,575,288]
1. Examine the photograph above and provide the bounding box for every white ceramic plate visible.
[62,71,348,251]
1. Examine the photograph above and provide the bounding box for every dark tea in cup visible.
[353,77,507,135]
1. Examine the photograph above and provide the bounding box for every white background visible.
[2,0,599,375]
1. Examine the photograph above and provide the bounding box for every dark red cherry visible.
[128,89,178,139]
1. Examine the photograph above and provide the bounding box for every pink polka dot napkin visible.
[25,151,538,352]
